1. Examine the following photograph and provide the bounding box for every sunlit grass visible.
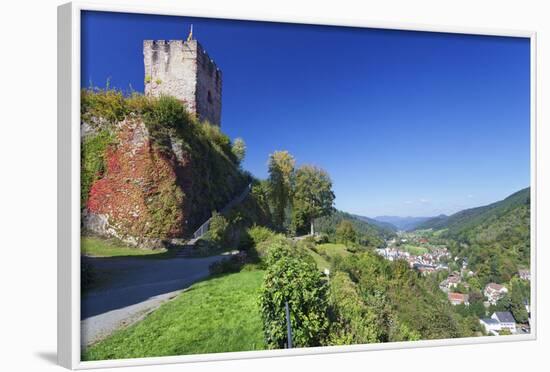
[83,270,266,360]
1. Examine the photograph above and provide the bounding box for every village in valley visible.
[376,230,531,336]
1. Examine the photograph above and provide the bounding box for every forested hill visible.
[372,215,435,231]
[418,187,531,282]
[415,188,530,236]
[352,215,398,232]
[314,210,397,248]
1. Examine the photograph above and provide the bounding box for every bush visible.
[208,212,230,247]
[259,239,330,348]
[81,88,127,128]
[238,225,276,258]
[327,272,380,345]
[209,254,246,275]
[248,226,275,245]
[314,233,329,244]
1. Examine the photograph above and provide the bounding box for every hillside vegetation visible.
[314,210,396,248]
[81,89,250,243]
[417,188,531,282]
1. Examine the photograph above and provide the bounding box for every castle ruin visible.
[143,31,222,126]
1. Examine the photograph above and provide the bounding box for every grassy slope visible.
[81,237,175,258]
[317,243,350,260]
[308,248,330,271]
[83,270,266,360]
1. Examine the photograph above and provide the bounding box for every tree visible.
[259,239,329,348]
[509,278,529,323]
[267,151,296,228]
[231,137,246,164]
[336,220,357,245]
[292,165,335,235]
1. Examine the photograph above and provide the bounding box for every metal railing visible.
[191,183,252,240]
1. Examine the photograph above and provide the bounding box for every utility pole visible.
[285,301,293,348]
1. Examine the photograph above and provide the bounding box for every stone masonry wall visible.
[143,39,222,126]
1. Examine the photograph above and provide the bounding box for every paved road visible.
[81,255,223,347]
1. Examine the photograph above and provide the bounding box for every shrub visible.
[327,272,380,345]
[254,234,288,259]
[238,225,276,256]
[81,88,127,128]
[207,212,230,247]
[248,226,275,245]
[209,254,245,275]
[314,233,329,244]
[259,239,330,348]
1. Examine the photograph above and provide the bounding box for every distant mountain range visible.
[352,215,400,232]
[368,215,438,231]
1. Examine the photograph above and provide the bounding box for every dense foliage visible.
[335,220,357,245]
[259,238,330,348]
[315,210,395,248]
[332,252,468,340]
[418,188,530,283]
[267,151,296,228]
[291,165,335,235]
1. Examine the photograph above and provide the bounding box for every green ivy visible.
[81,129,114,208]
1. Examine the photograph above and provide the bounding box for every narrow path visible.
[81,255,223,347]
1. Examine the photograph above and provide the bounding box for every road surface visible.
[81,255,223,347]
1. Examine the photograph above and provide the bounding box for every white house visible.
[492,312,517,333]
[479,311,517,335]
[518,269,531,281]
[479,318,501,335]
[484,283,508,305]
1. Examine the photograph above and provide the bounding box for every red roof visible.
[448,292,468,302]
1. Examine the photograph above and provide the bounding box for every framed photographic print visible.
[58,1,537,369]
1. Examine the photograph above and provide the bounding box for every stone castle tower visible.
[143,30,222,126]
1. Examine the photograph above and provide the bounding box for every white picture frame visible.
[58,1,537,369]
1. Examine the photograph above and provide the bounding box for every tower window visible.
[207,91,213,104]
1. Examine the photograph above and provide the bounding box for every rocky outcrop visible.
[83,117,190,247]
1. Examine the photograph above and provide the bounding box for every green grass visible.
[306,248,331,271]
[400,244,429,255]
[81,237,175,258]
[316,243,350,260]
[83,270,266,360]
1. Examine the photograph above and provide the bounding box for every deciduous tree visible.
[267,151,295,228]
[292,165,335,235]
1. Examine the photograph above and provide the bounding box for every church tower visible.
[143,28,223,126]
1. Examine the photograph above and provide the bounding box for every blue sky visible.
[81,11,531,217]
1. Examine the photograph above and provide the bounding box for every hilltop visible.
[373,215,436,231]
[416,188,530,236]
